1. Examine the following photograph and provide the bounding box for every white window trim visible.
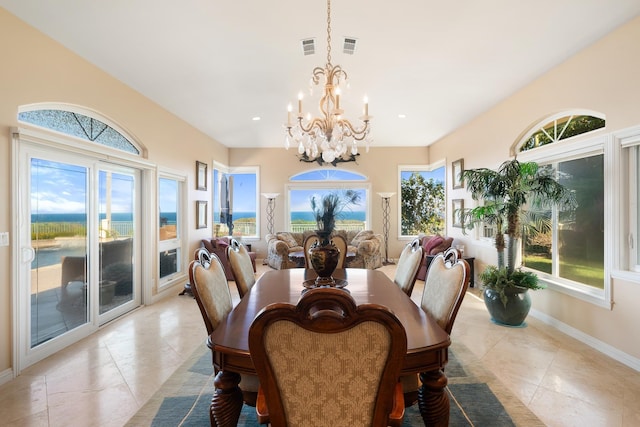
[284,183,372,232]
[614,125,640,275]
[18,102,147,157]
[157,169,187,290]
[397,160,446,239]
[212,162,261,241]
[517,131,612,309]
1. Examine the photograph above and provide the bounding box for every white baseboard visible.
[0,368,14,386]
[529,308,640,372]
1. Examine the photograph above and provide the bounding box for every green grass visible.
[523,254,604,289]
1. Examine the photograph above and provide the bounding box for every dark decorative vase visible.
[308,230,340,285]
[483,286,531,327]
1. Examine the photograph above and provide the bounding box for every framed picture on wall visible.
[452,158,464,189]
[196,200,208,229]
[452,199,464,228]
[196,161,208,191]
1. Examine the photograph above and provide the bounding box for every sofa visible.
[416,234,454,280]
[200,236,256,281]
[266,230,383,270]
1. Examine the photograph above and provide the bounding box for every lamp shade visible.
[377,192,396,198]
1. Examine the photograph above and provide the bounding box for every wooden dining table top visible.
[208,268,451,376]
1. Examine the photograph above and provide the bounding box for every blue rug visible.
[129,343,542,426]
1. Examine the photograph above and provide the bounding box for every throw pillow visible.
[276,232,299,248]
[430,237,454,255]
[214,238,229,250]
[423,235,444,255]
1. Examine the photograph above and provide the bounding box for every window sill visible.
[610,269,640,285]
[536,275,611,310]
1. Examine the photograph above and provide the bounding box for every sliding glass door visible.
[19,144,141,367]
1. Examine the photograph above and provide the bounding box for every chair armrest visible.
[256,387,270,425]
[388,382,405,427]
[268,239,290,256]
[355,235,382,255]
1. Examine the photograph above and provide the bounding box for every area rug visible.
[127,342,543,426]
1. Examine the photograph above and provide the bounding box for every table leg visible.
[211,370,243,427]
[418,369,449,426]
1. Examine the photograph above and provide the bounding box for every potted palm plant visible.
[460,158,576,326]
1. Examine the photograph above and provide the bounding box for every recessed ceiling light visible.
[398,114,406,119]
[252,116,261,121]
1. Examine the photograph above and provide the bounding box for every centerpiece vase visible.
[308,230,340,286]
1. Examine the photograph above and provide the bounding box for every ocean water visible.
[34,211,365,223]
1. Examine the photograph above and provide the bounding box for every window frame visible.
[157,171,186,289]
[212,163,260,240]
[517,131,612,308]
[397,161,446,240]
[285,183,372,232]
[614,125,640,276]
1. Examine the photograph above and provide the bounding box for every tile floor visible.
[1,263,639,426]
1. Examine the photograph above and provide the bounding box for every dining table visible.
[207,268,452,426]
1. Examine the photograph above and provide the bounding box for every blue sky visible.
[31,159,134,214]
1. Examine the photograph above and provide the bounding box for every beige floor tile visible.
[530,386,623,427]
[2,263,640,426]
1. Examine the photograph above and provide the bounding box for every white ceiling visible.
[2,1,639,149]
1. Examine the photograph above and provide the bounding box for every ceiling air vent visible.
[343,37,357,55]
[301,38,315,56]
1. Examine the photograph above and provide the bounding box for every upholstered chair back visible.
[393,238,423,296]
[302,233,319,269]
[249,287,406,427]
[227,239,256,298]
[420,247,470,334]
[331,234,348,269]
[189,253,233,335]
[189,248,259,409]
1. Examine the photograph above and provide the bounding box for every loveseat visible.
[266,230,383,270]
[416,234,454,280]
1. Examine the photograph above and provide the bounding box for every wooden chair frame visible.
[249,287,406,427]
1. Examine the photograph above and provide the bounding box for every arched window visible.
[287,169,370,232]
[515,110,607,306]
[18,105,143,155]
[514,111,605,154]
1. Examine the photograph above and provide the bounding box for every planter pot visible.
[483,286,531,327]
[99,280,117,305]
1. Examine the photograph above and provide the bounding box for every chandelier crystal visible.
[285,0,372,166]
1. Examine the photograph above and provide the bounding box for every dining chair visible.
[189,251,233,335]
[248,287,407,427]
[401,247,470,407]
[302,233,319,269]
[227,238,256,298]
[393,238,423,297]
[189,250,259,410]
[331,234,348,269]
[420,247,470,334]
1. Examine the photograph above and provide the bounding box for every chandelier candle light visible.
[285,0,372,166]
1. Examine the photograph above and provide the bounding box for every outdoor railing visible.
[289,222,366,233]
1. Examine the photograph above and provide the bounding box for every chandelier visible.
[285,0,372,166]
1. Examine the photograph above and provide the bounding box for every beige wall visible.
[0,8,230,374]
[2,6,639,377]
[429,15,640,361]
[228,147,431,260]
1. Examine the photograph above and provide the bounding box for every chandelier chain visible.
[326,0,332,65]
[284,0,371,166]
